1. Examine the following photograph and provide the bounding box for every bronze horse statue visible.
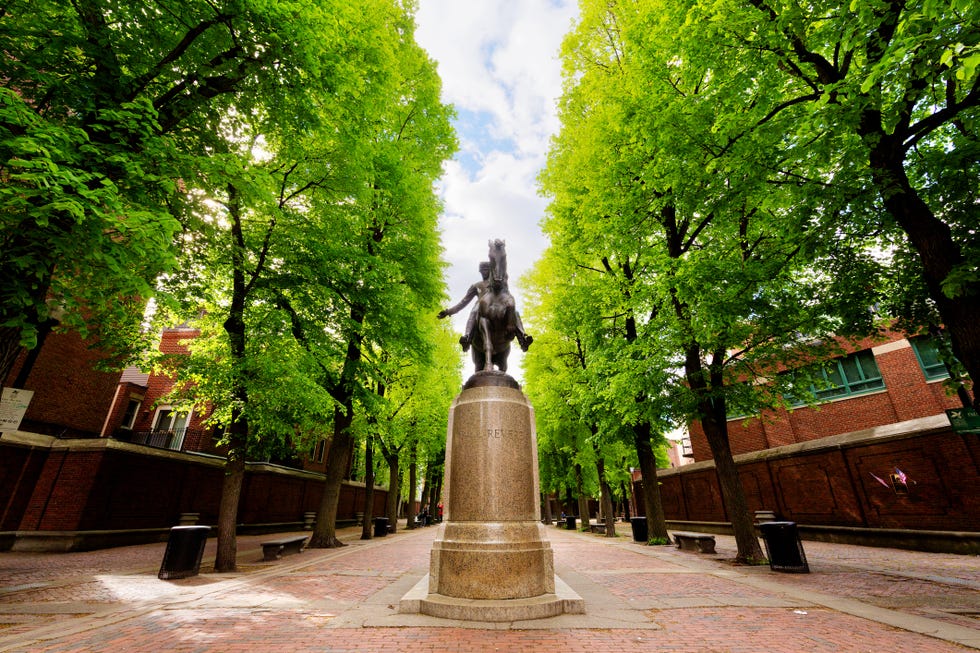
[471,239,531,373]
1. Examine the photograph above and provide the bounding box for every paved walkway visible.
[0,522,977,652]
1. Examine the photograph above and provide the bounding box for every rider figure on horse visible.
[437,241,532,372]
[437,261,490,352]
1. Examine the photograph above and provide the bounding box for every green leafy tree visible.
[539,0,885,562]
[523,254,646,538]
[682,0,980,403]
[301,16,455,547]
[151,0,453,566]
[360,317,458,536]
[2,0,382,384]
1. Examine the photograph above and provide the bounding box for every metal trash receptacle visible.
[158,525,211,580]
[630,516,648,542]
[758,521,809,573]
[373,517,389,537]
[565,515,576,530]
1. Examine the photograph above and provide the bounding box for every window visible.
[151,407,191,450]
[119,398,142,430]
[680,437,694,458]
[153,408,189,432]
[785,350,885,405]
[909,336,950,381]
[312,439,326,464]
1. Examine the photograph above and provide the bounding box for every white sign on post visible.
[0,387,34,431]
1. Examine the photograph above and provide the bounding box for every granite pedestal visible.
[400,375,584,621]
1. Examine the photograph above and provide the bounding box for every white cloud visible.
[415,0,578,380]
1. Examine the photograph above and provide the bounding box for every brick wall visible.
[647,423,980,534]
[0,435,388,536]
[0,445,49,530]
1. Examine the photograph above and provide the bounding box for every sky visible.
[414,0,580,381]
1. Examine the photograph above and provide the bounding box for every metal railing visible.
[125,428,198,451]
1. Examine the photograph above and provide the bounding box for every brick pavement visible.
[0,522,977,652]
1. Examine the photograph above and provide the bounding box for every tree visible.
[151,0,453,566]
[685,0,980,403]
[360,408,379,541]
[538,0,884,562]
[262,0,452,553]
[362,318,458,535]
[2,0,415,571]
[523,256,647,539]
[2,0,384,383]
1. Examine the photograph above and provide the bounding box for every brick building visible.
[687,331,966,460]
[3,326,217,450]
[642,331,979,553]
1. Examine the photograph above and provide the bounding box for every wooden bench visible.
[672,531,716,554]
[261,535,308,561]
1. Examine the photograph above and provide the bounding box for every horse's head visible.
[487,239,507,289]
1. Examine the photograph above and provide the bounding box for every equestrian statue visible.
[438,239,531,374]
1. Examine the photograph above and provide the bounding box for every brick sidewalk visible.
[0,523,977,652]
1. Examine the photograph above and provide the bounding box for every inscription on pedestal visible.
[447,393,536,522]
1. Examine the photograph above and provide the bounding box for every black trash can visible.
[630,516,649,542]
[373,517,389,537]
[158,525,210,580]
[565,515,576,530]
[758,521,809,573]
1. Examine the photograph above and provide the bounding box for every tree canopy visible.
[531,0,977,561]
[2,0,457,570]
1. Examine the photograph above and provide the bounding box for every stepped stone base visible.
[399,573,585,622]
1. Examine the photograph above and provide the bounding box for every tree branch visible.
[126,13,234,101]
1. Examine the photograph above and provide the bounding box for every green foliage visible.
[0,0,457,478]
[0,83,178,365]
[147,0,457,466]
[534,0,977,441]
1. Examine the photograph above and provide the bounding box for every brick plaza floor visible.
[0,522,977,652]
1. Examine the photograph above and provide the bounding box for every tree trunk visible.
[699,407,765,563]
[595,452,616,538]
[541,492,553,524]
[424,454,444,521]
[685,343,766,563]
[310,303,365,548]
[620,482,631,520]
[406,439,418,529]
[616,267,670,540]
[429,464,443,522]
[0,327,23,386]
[309,406,354,548]
[215,188,249,572]
[633,421,669,542]
[869,152,979,407]
[384,451,400,529]
[574,464,590,531]
[214,449,245,572]
[0,267,53,385]
[360,431,375,540]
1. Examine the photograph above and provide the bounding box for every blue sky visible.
[415,0,579,380]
